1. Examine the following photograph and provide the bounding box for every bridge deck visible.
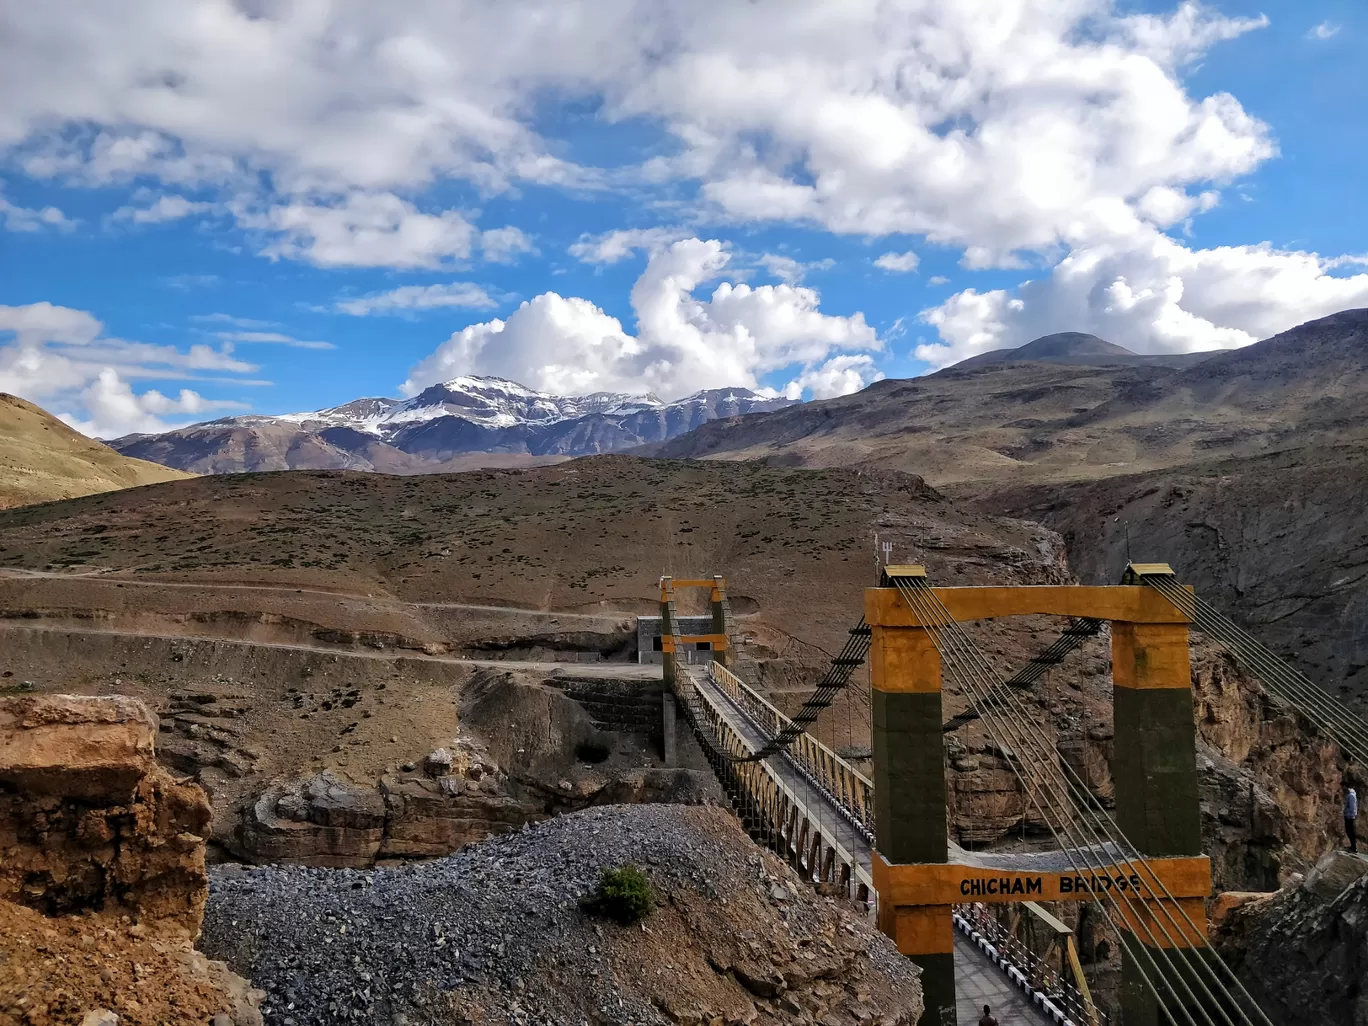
[688,666,1057,1021]
[956,934,1050,1026]
[687,666,874,881]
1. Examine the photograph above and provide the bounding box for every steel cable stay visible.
[893,586,1230,1026]
[735,610,1103,760]
[1141,574,1368,762]
[895,579,1272,1026]
[1145,576,1368,752]
[737,618,872,763]
[899,578,1272,1026]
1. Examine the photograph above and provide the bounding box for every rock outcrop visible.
[0,693,211,930]
[1192,648,1344,890]
[1217,851,1368,1025]
[0,693,261,1026]
[232,765,540,866]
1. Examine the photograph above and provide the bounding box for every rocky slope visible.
[1216,851,1368,1026]
[0,693,261,1026]
[0,393,191,510]
[201,803,924,1026]
[110,377,792,474]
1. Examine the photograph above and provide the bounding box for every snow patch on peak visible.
[209,375,793,440]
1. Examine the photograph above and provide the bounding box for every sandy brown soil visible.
[0,393,191,510]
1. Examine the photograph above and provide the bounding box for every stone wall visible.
[545,675,667,740]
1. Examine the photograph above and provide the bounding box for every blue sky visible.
[1,0,1365,437]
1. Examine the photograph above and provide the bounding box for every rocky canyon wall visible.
[0,693,262,1026]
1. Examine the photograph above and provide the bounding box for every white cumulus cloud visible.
[0,301,255,437]
[403,237,879,400]
[756,253,834,285]
[60,369,247,438]
[111,194,214,224]
[917,228,1368,367]
[874,251,920,273]
[479,226,537,264]
[1,190,74,232]
[237,192,477,269]
[784,354,885,400]
[1,0,1360,369]
[569,227,690,265]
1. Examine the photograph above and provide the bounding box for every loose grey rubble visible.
[201,803,921,1026]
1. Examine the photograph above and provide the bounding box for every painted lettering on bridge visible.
[954,872,1149,898]
[960,876,1044,897]
[1060,874,1144,894]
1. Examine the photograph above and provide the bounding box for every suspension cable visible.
[895,577,1272,1026]
[945,617,1103,731]
[737,619,872,762]
[1141,573,1368,762]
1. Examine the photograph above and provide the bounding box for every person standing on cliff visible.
[1346,784,1359,854]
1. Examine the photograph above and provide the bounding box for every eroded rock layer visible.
[0,693,261,1026]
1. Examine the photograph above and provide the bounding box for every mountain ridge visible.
[951,331,1215,371]
[642,309,1368,491]
[110,375,793,475]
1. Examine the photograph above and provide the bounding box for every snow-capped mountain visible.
[109,376,794,475]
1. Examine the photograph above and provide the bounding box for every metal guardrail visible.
[956,903,1106,1026]
[706,661,876,835]
[676,666,874,900]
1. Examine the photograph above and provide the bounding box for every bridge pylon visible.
[868,565,1210,1026]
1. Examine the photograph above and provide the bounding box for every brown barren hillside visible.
[0,455,1063,654]
[646,309,1368,495]
[0,392,192,508]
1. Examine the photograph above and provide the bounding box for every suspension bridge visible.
[659,565,1365,1026]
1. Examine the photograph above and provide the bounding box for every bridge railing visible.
[676,666,874,901]
[707,661,876,835]
[956,902,1106,1026]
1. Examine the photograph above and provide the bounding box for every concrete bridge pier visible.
[868,585,957,1026]
[1112,621,1208,1026]
[663,691,678,767]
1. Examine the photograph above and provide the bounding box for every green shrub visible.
[580,864,654,925]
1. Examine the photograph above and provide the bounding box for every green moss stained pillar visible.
[1111,620,1207,1026]
[868,589,954,1026]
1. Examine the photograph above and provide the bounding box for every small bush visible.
[580,864,654,925]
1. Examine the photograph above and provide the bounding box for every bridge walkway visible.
[683,663,874,882]
[682,664,1049,1025]
[955,935,1050,1026]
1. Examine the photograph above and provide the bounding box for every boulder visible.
[423,746,454,777]
[234,770,386,867]
[0,693,158,799]
[1302,849,1368,902]
[379,773,538,858]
